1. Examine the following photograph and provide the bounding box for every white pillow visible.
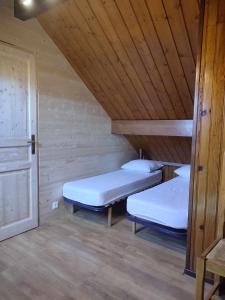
[121,159,163,173]
[174,165,190,179]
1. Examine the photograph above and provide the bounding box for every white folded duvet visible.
[63,169,162,207]
[127,176,190,229]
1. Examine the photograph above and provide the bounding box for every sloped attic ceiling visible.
[38,0,199,163]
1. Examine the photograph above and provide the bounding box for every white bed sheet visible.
[63,169,162,207]
[127,176,190,229]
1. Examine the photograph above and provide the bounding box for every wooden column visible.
[186,0,225,272]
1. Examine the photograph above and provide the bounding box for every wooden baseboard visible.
[183,268,196,278]
[184,268,214,284]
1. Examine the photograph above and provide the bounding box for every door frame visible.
[185,0,205,274]
[185,0,225,274]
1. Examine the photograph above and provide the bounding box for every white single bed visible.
[127,176,190,230]
[63,169,162,207]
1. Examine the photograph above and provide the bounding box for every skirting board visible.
[184,268,214,285]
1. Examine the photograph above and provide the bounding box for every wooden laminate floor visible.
[0,208,195,300]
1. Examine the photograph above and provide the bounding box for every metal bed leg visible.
[72,205,80,214]
[132,222,136,234]
[108,207,113,227]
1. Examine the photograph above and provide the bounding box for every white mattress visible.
[127,176,190,229]
[63,169,162,207]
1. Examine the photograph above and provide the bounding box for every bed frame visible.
[125,160,187,239]
[127,214,187,239]
[64,151,146,226]
[64,177,162,227]
[64,152,167,227]
[64,197,123,227]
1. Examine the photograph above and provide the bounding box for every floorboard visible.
[0,208,196,300]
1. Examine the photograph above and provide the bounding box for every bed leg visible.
[72,206,80,214]
[65,203,77,214]
[108,207,113,227]
[132,222,136,234]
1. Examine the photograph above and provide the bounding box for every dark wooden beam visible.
[14,0,64,21]
[112,120,193,137]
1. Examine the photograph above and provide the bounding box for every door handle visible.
[27,134,35,155]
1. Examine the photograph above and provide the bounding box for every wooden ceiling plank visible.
[89,0,157,119]
[74,0,143,120]
[163,0,196,99]
[38,7,119,118]
[87,0,154,120]
[130,0,187,119]
[102,0,166,119]
[147,136,175,162]
[143,136,162,160]
[176,137,191,162]
[181,0,200,64]
[152,136,175,162]
[89,0,159,119]
[112,120,193,137]
[56,3,128,119]
[139,136,164,162]
[115,0,177,119]
[179,137,193,162]
[141,136,153,159]
[67,0,135,120]
[151,136,179,162]
[163,136,184,163]
[153,135,189,163]
[146,0,194,118]
[170,136,191,163]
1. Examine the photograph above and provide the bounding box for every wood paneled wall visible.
[187,0,225,271]
[0,1,136,224]
[38,0,200,163]
[127,136,192,164]
[162,165,178,182]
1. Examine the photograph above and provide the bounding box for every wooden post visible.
[108,207,112,227]
[64,203,79,214]
[112,120,193,137]
[187,0,225,272]
[195,257,205,300]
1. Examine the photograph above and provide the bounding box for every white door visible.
[0,42,38,241]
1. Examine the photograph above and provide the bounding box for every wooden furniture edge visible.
[112,120,193,137]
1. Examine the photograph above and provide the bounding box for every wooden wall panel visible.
[162,166,179,182]
[126,136,192,164]
[38,0,199,163]
[0,2,136,224]
[187,0,225,271]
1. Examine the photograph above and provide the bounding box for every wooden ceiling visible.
[38,0,200,163]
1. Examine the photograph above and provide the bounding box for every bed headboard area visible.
[137,148,184,182]
[161,165,179,182]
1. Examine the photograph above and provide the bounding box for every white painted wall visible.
[0,2,136,223]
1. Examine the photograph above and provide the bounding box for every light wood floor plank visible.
[0,209,195,300]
